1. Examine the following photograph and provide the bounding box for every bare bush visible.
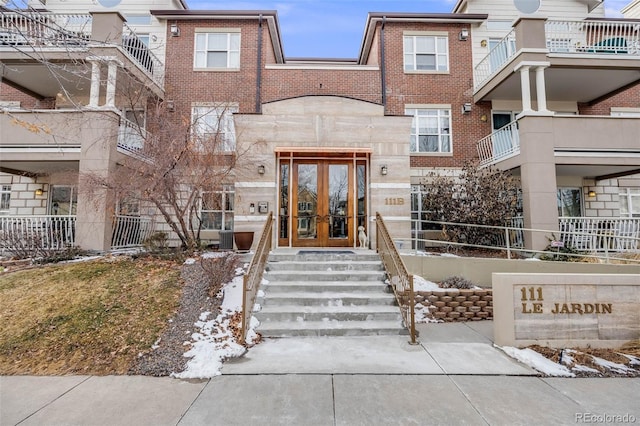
[420,161,520,247]
[200,253,241,298]
[439,276,476,289]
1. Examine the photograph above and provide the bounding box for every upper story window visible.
[194,31,240,70]
[200,185,235,230]
[191,104,238,152]
[406,108,452,153]
[403,34,449,72]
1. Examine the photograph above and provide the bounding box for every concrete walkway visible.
[2,322,639,426]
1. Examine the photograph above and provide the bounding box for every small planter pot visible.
[233,231,254,252]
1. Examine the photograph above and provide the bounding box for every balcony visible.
[477,115,640,172]
[0,11,164,97]
[473,18,640,103]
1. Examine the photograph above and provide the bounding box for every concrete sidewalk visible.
[2,322,639,425]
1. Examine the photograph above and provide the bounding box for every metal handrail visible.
[376,212,417,344]
[239,211,273,345]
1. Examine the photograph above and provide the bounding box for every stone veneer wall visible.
[416,288,493,322]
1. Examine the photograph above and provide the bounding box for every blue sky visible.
[188,0,630,58]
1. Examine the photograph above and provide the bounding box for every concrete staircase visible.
[255,251,404,337]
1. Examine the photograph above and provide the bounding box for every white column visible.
[519,65,533,113]
[89,61,101,107]
[106,61,118,107]
[535,66,549,113]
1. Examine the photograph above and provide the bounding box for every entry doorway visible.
[277,152,368,248]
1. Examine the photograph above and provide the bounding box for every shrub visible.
[439,276,476,289]
[200,253,241,297]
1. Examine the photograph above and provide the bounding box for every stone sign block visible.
[493,273,640,348]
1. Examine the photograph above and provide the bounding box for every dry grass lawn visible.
[0,256,182,375]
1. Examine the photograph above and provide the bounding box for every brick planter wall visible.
[415,289,493,322]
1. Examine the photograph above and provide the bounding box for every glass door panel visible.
[328,164,349,240]
[295,164,318,243]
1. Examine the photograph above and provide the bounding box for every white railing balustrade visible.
[546,19,640,55]
[0,215,76,252]
[559,217,640,253]
[474,29,516,89]
[111,215,154,249]
[122,23,164,86]
[117,116,147,155]
[477,119,521,166]
[0,12,91,47]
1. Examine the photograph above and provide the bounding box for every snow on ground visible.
[499,346,576,377]
[413,275,440,292]
[171,268,263,379]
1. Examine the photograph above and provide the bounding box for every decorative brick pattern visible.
[415,289,493,322]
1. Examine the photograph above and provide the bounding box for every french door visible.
[292,160,354,247]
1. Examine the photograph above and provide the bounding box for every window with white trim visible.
[200,185,235,230]
[403,35,449,72]
[620,188,640,217]
[50,185,77,216]
[406,108,452,153]
[557,187,582,217]
[0,185,10,214]
[194,32,240,69]
[191,104,238,152]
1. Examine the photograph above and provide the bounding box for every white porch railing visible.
[111,215,154,249]
[545,19,640,55]
[559,217,640,253]
[117,116,147,156]
[0,12,91,46]
[477,119,521,166]
[474,29,516,89]
[0,215,76,252]
[121,22,164,86]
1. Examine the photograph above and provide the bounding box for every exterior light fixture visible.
[381,165,388,176]
[480,114,488,122]
[462,103,472,114]
[258,165,265,175]
[588,189,597,198]
[459,28,469,41]
[166,100,175,112]
[480,39,488,47]
[170,23,180,37]
[35,188,44,196]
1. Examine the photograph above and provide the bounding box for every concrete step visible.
[264,270,386,282]
[255,305,402,322]
[256,319,405,337]
[266,260,383,272]
[268,252,380,262]
[262,281,389,293]
[258,291,397,307]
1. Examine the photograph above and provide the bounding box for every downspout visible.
[380,16,387,109]
[255,14,263,113]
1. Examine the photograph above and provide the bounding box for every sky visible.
[186,0,632,58]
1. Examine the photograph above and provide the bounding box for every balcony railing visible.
[0,215,76,253]
[117,116,147,156]
[111,215,154,249]
[545,19,640,55]
[559,217,640,253]
[477,119,520,166]
[474,29,516,89]
[0,12,91,46]
[0,12,163,86]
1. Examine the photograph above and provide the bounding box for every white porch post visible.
[89,60,101,107]
[106,60,118,107]
[535,65,549,113]
[517,65,533,113]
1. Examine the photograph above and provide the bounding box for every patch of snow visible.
[252,303,261,312]
[184,258,196,265]
[202,251,226,259]
[64,255,104,264]
[440,253,460,258]
[413,275,440,292]
[620,353,640,366]
[257,289,265,298]
[171,271,257,379]
[499,346,575,377]
[572,364,601,374]
[524,257,541,261]
[591,355,635,374]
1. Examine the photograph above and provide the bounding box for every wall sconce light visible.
[459,28,469,41]
[588,189,597,198]
[480,39,488,47]
[480,114,488,122]
[462,103,472,114]
[35,188,44,196]
[166,100,175,112]
[380,165,388,176]
[170,22,180,37]
[258,165,265,175]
